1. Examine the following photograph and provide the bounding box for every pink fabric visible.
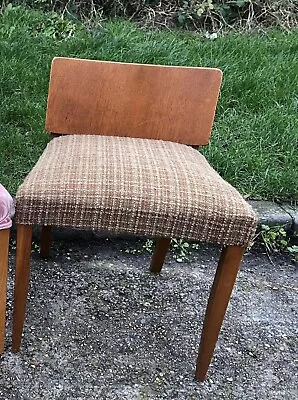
[0,184,14,230]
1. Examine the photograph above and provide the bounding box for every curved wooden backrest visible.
[45,57,222,145]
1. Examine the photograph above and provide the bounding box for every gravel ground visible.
[0,232,297,399]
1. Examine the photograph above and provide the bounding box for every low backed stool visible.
[13,58,257,381]
[0,183,14,353]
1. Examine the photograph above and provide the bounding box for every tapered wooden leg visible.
[0,229,10,353]
[12,224,32,352]
[195,245,246,381]
[150,237,171,274]
[40,225,52,259]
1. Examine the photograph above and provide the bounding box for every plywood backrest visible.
[45,57,222,145]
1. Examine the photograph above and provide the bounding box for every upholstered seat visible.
[15,135,256,246]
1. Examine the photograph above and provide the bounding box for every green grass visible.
[0,6,297,201]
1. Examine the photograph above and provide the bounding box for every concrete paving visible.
[280,204,298,232]
[0,235,297,399]
[248,200,297,232]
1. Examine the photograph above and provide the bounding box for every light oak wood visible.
[40,225,52,259]
[0,228,9,353]
[12,224,32,352]
[150,238,171,274]
[46,58,222,145]
[195,245,246,381]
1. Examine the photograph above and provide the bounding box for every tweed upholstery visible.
[15,135,257,246]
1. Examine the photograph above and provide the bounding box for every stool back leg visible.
[40,225,52,259]
[196,245,246,381]
[12,224,33,352]
[0,228,10,353]
[150,238,171,274]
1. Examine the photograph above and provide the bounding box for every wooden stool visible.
[13,58,257,380]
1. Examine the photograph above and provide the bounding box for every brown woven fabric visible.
[15,135,257,246]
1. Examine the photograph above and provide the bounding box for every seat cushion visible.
[15,135,257,246]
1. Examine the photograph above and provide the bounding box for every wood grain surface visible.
[46,58,222,145]
[196,245,246,381]
[0,228,9,353]
[12,225,33,352]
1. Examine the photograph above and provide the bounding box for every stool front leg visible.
[12,224,33,352]
[0,228,10,353]
[196,245,246,381]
